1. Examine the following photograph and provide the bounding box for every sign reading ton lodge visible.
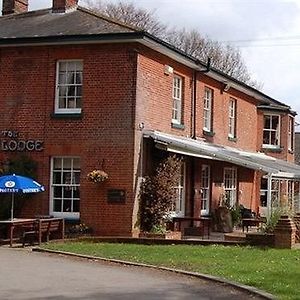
[1,130,43,152]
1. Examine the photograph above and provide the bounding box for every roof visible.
[0,5,292,111]
[144,130,300,179]
[0,6,138,38]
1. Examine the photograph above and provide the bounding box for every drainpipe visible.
[267,173,272,220]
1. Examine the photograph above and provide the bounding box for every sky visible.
[1,0,300,124]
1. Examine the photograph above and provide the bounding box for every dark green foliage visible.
[139,155,182,232]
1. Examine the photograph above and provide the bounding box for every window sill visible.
[171,123,185,130]
[261,146,283,153]
[228,136,237,142]
[51,112,83,119]
[203,130,215,137]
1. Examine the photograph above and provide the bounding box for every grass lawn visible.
[42,242,300,300]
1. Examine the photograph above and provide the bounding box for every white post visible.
[11,193,14,220]
[267,173,272,220]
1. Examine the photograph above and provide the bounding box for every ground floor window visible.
[260,178,280,208]
[201,165,210,215]
[223,167,237,207]
[174,163,185,216]
[50,157,80,219]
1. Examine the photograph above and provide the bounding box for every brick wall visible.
[0,43,138,236]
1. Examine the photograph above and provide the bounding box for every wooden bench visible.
[22,218,65,246]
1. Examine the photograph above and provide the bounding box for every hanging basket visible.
[87,170,109,183]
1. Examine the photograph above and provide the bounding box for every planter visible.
[139,231,182,240]
[246,232,275,247]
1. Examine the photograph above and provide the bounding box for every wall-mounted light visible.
[223,82,231,92]
[164,65,174,75]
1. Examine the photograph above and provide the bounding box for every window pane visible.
[271,116,279,130]
[73,200,80,212]
[54,199,62,212]
[264,115,271,129]
[53,186,62,198]
[63,200,72,212]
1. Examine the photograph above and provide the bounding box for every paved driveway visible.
[0,247,264,300]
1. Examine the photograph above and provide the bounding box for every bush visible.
[139,155,182,232]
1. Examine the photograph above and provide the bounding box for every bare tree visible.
[82,0,260,87]
[83,0,167,38]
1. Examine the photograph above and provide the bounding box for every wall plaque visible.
[107,189,126,204]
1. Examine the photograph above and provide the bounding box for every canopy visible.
[144,130,300,179]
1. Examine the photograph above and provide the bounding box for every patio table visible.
[172,216,211,238]
[0,218,36,247]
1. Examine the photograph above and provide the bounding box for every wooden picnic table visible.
[0,218,36,247]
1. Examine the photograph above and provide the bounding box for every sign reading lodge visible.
[1,130,44,152]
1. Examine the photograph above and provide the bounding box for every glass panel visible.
[271,116,279,130]
[73,200,80,212]
[67,97,76,109]
[76,97,81,109]
[59,72,66,84]
[59,62,67,72]
[73,172,80,184]
[264,115,271,129]
[73,188,80,198]
[63,186,72,198]
[63,200,72,212]
[73,158,80,169]
[62,158,72,169]
[54,199,62,212]
[263,130,270,144]
[53,172,62,184]
[53,158,62,169]
[63,172,72,184]
[59,97,66,109]
[59,86,67,97]
[67,86,76,97]
[53,186,62,198]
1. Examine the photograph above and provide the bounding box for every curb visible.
[33,247,275,300]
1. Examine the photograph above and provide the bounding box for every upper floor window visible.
[288,116,294,151]
[172,75,183,124]
[55,60,83,114]
[203,87,213,132]
[263,114,280,148]
[228,98,237,138]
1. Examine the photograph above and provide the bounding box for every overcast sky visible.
[1,0,300,124]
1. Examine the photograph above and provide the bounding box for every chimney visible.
[52,0,78,13]
[2,0,28,15]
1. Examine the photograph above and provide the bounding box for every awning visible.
[144,130,300,179]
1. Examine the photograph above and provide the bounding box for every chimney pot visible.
[2,0,28,15]
[52,0,78,13]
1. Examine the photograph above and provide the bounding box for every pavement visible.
[0,247,270,300]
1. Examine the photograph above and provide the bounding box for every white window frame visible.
[287,180,295,210]
[174,163,185,216]
[201,165,210,215]
[55,60,83,114]
[50,156,80,220]
[223,167,237,207]
[288,116,294,151]
[203,87,213,132]
[172,75,183,124]
[263,114,280,148]
[228,98,236,138]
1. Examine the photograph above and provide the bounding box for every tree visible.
[82,0,260,87]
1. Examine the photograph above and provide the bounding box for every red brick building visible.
[1,0,300,236]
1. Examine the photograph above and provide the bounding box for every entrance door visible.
[201,165,210,215]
